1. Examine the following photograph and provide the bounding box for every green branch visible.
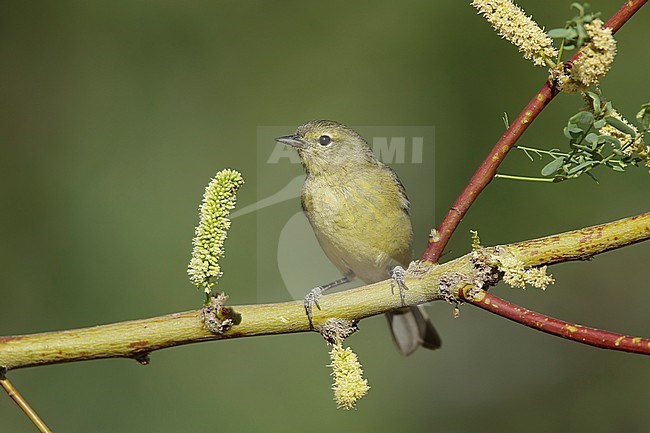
[1,212,648,371]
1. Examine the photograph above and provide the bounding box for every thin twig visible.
[494,174,555,182]
[459,287,650,355]
[1,372,52,433]
[420,0,647,263]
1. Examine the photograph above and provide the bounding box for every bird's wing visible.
[382,163,410,215]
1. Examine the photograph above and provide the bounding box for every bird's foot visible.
[391,266,408,306]
[304,286,324,329]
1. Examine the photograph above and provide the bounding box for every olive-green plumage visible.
[276,120,441,356]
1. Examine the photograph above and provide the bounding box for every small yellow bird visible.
[276,120,441,356]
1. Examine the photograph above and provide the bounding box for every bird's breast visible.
[301,170,413,283]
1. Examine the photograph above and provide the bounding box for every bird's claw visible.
[391,266,408,306]
[304,286,324,329]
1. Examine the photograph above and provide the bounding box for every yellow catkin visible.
[559,19,617,93]
[329,343,370,410]
[472,0,558,67]
[188,169,244,293]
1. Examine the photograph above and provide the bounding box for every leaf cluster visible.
[547,3,599,54]
[541,93,646,182]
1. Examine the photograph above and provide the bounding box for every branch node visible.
[463,286,485,302]
[471,246,503,288]
[202,292,240,334]
[474,245,554,290]
[319,318,359,345]
[438,272,467,303]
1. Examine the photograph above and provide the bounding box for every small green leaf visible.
[597,135,620,147]
[576,25,588,46]
[604,101,613,113]
[636,102,650,129]
[585,92,601,114]
[541,157,566,176]
[548,28,574,38]
[567,160,597,175]
[583,13,596,22]
[594,119,606,129]
[570,111,595,130]
[585,132,599,144]
[567,124,583,132]
[564,126,580,139]
[605,116,636,137]
[570,2,585,16]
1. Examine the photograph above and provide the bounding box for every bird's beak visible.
[275,134,306,149]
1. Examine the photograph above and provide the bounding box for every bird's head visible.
[275,120,376,175]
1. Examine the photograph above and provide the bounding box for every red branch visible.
[459,288,650,355]
[604,0,648,32]
[420,0,648,264]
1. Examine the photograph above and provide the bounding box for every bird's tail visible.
[386,306,441,356]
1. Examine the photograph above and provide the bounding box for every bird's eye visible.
[318,135,332,146]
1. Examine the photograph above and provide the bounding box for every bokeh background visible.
[1,1,648,432]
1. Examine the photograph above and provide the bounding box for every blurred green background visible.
[1,1,648,432]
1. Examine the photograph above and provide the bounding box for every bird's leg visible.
[304,275,352,328]
[390,266,408,306]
